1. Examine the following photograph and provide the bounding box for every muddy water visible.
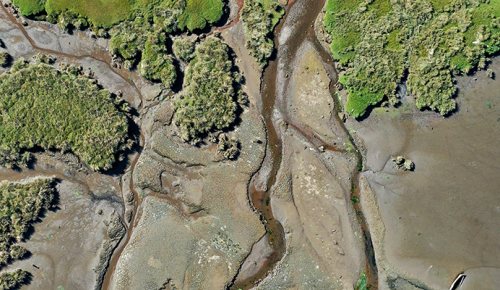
[354,59,500,289]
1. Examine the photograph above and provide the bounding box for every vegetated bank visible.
[324,0,499,118]
[0,57,130,171]
[241,0,285,67]
[9,0,249,154]
[0,177,57,290]
[12,0,224,31]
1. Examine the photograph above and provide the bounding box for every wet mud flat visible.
[353,59,500,289]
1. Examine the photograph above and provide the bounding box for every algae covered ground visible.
[324,0,499,118]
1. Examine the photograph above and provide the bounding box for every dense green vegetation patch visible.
[0,178,56,289]
[241,0,285,67]
[324,0,500,118]
[12,0,45,16]
[13,0,224,31]
[174,37,241,144]
[139,32,177,88]
[45,0,132,27]
[0,59,129,170]
[177,0,224,31]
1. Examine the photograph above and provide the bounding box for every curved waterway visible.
[232,0,378,288]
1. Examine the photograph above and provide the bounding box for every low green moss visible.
[45,0,133,28]
[0,60,129,170]
[12,0,45,16]
[177,0,224,31]
[346,88,384,118]
[355,272,368,290]
[451,54,473,73]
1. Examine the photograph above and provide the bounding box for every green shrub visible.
[0,178,56,268]
[172,35,198,62]
[140,33,177,88]
[324,0,500,118]
[0,269,30,290]
[241,0,284,67]
[0,52,9,67]
[174,37,239,143]
[0,60,129,170]
[109,6,180,86]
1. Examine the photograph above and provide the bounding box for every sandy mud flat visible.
[353,59,500,289]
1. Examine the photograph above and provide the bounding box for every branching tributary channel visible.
[0,5,145,289]
[232,0,378,288]
[2,2,378,288]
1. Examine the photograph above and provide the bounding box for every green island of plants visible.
[12,0,224,31]
[0,177,57,290]
[324,0,499,118]
[174,37,241,144]
[241,0,285,67]
[0,59,129,170]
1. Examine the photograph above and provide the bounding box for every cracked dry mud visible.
[0,0,499,289]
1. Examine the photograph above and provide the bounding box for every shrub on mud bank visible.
[0,178,56,289]
[173,35,198,63]
[174,37,240,144]
[241,0,285,67]
[0,178,56,267]
[140,32,177,87]
[0,59,129,170]
[0,269,30,290]
[324,0,499,118]
[108,2,183,86]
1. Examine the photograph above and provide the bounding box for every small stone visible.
[487,69,495,79]
[338,112,347,122]
[403,159,415,171]
[125,191,135,204]
[125,209,133,223]
[395,155,405,165]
